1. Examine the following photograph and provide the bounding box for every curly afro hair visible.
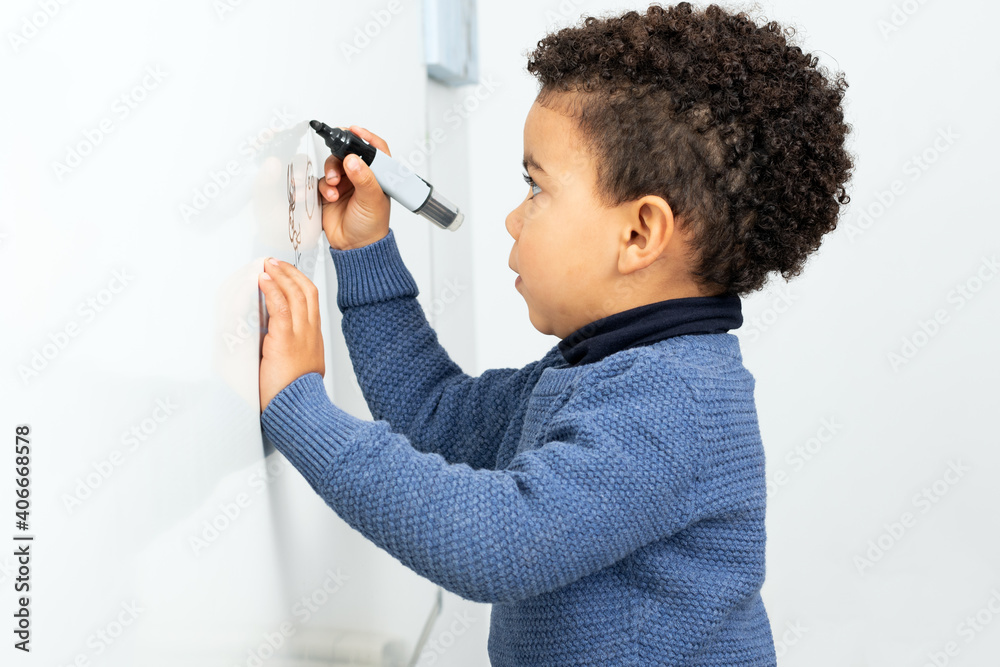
[525,2,854,296]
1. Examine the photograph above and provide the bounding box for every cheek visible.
[517,232,544,278]
[516,208,549,264]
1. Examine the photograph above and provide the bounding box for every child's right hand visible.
[319,125,391,250]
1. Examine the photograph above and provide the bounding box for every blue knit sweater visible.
[260,229,777,666]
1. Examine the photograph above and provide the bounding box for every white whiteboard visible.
[1,1,451,664]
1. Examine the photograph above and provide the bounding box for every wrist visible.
[327,228,419,310]
[330,231,389,251]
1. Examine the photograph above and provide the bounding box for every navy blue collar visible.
[557,293,743,366]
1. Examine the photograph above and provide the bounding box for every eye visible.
[522,171,542,198]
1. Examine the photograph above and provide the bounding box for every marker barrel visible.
[312,122,463,231]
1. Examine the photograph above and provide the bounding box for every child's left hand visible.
[258,258,325,414]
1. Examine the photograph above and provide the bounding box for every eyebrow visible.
[522,154,547,176]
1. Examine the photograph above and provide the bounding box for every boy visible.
[257,3,853,665]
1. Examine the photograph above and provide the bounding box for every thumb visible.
[343,153,388,214]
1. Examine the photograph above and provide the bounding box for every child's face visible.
[505,94,629,339]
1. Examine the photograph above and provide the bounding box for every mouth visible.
[515,275,522,288]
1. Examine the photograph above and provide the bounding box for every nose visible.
[505,205,521,241]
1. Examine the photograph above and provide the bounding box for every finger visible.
[267,258,320,326]
[321,155,353,203]
[262,259,311,332]
[258,268,291,330]
[320,125,380,200]
[321,129,353,187]
[322,153,342,185]
[349,125,391,157]
[321,175,348,203]
[341,151,387,212]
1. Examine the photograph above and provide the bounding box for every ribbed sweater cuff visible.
[327,228,419,311]
[260,372,368,490]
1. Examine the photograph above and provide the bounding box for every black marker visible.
[310,120,464,231]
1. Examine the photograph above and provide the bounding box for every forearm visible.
[328,230,533,469]
[261,372,695,604]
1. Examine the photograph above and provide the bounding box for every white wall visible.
[6,0,998,665]
[2,0,455,664]
[462,0,1000,664]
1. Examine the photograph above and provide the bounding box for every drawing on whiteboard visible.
[287,162,302,267]
[305,157,316,220]
[287,163,301,249]
[251,122,322,277]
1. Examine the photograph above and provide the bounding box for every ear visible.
[617,195,675,275]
